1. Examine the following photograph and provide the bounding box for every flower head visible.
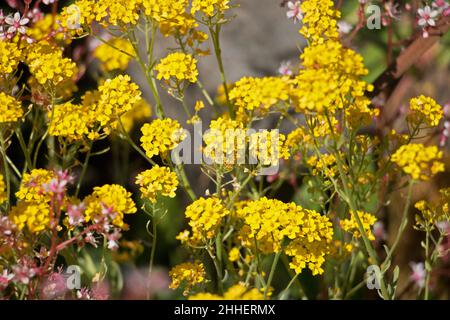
[418,6,439,27]
[140,118,186,158]
[135,165,179,203]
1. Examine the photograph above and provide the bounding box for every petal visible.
[14,12,20,22]
[20,18,29,25]
[4,16,14,25]
[287,11,295,18]
[428,19,436,26]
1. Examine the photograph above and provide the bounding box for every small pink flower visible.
[278,61,293,76]
[67,203,86,227]
[432,0,449,11]
[372,221,387,241]
[0,269,14,290]
[4,12,29,35]
[337,21,352,34]
[107,228,122,250]
[418,6,439,27]
[43,0,56,5]
[286,1,303,24]
[409,262,426,288]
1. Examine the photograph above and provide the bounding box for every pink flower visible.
[337,21,352,34]
[418,6,439,27]
[43,0,56,4]
[107,228,122,250]
[278,61,293,76]
[67,203,86,227]
[286,1,303,24]
[0,269,14,290]
[432,0,449,11]
[4,12,29,35]
[372,221,387,242]
[409,262,426,288]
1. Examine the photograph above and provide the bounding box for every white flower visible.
[337,21,353,34]
[286,1,303,24]
[5,12,30,35]
[43,0,56,4]
[409,262,426,288]
[418,6,439,27]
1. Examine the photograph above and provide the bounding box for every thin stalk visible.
[264,251,281,299]
[15,128,33,171]
[0,130,11,210]
[147,217,157,300]
[75,141,93,197]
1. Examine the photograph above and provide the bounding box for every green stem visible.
[0,130,11,210]
[264,251,281,299]
[15,128,33,171]
[147,216,157,300]
[209,25,234,118]
[75,141,93,197]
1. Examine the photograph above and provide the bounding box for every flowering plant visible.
[0,0,449,300]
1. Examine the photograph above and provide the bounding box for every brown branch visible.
[368,15,450,99]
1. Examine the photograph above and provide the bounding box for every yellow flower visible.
[0,40,22,74]
[26,42,77,87]
[94,0,141,26]
[391,144,445,181]
[95,75,142,127]
[142,0,188,22]
[237,197,333,275]
[61,0,95,29]
[9,202,51,234]
[229,77,290,116]
[140,118,186,158]
[27,14,69,44]
[16,169,56,203]
[155,52,198,83]
[135,165,179,203]
[340,211,377,241]
[228,247,240,262]
[169,261,205,294]
[93,38,135,72]
[203,116,245,165]
[191,0,230,17]
[0,174,7,204]
[179,197,229,244]
[300,0,340,44]
[249,130,290,166]
[84,184,137,228]
[48,102,92,141]
[414,188,450,228]
[0,92,23,123]
[189,284,264,300]
[408,95,443,127]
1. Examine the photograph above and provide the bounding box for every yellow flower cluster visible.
[249,130,290,166]
[140,118,186,158]
[155,52,198,84]
[189,284,264,300]
[340,211,377,241]
[0,41,22,74]
[291,39,372,114]
[9,202,51,234]
[300,0,340,44]
[0,175,7,204]
[135,165,179,203]
[48,102,92,141]
[16,169,56,203]
[96,75,142,127]
[237,197,333,275]
[169,261,205,294]
[27,14,68,44]
[203,116,245,165]
[94,38,135,72]
[408,95,443,127]
[307,153,338,178]
[61,0,95,29]
[84,184,137,228]
[178,197,229,245]
[142,0,188,22]
[95,0,141,26]
[229,77,290,115]
[26,42,77,87]
[415,188,450,228]
[0,92,23,123]
[391,144,445,181]
[191,0,230,17]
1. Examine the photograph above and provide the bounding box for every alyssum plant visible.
[0,0,449,300]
